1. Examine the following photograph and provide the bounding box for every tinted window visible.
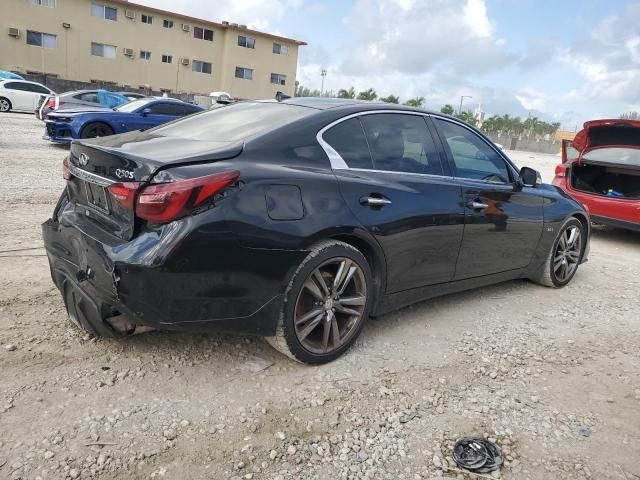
[4,82,27,91]
[75,92,99,103]
[148,102,185,115]
[29,84,50,94]
[151,102,314,142]
[183,104,200,115]
[435,119,510,183]
[323,118,373,169]
[361,114,444,175]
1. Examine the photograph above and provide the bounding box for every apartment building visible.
[1,0,305,98]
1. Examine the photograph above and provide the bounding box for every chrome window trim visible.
[69,162,116,186]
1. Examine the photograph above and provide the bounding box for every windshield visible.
[583,147,640,166]
[151,102,315,142]
[115,98,150,112]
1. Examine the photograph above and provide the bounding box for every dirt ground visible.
[1,112,639,480]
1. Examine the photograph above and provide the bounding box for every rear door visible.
[431,117,544,279]
[321,112,465,292]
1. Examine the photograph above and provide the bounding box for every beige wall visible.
[1,0,301,98]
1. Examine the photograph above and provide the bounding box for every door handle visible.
[467,200,489,209]
[360,196,392,207]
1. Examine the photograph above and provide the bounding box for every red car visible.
[553,119,640,231]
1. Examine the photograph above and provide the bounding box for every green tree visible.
[379,94,400,104]
[440,104,454,115]
[404,97,424,107]
[455,110,477,127]
[337,87,356,99]
[357,88,378,101]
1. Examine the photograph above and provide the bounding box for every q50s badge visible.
[114,168,135,180]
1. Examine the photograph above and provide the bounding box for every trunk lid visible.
[66,130,243,240]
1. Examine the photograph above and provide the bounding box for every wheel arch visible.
[0,96,12,110]
[80,120,115,137]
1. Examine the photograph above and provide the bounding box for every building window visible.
[161,54,173,64]
[163,19,173,28]
[140,50,151,60]
[193,27,213,41]
[192,60,212,74]
[141,14,153,25]
[91,42,117,58]
[272,43,289,55]
[237,35,256,49]
[270,73,287,86]
[26,30,57,48]
[91,3,117,21]
[235,67,253,80]
[27,0,56,7]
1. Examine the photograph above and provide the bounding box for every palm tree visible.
[337,87,356,99]
[440,104,454,115]
[379,94,400,104]
[404,97,424,107]
[357,88,378,101]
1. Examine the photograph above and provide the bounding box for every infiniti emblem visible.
[79,153,89,166]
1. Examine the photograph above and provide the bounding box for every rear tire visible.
[265,240,373,364]
[530,217,585,288]
[0,97,12,113]
[81,122,114,139]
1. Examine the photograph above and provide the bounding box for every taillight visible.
[554,164,568,177]
[63,157,73,180]
[136,170,240,224]
[107,182,142,209]
[47,98,56,108]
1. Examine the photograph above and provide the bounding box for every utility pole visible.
[320,69,327,96]
[458,95,472,114]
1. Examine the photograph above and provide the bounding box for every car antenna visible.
[275,91,291,102]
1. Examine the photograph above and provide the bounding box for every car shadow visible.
[590,224,640,246]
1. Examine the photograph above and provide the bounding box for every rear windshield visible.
[583,147,640,166]
[150,102,314,142]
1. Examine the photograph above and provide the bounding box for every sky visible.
[134,0,640,129]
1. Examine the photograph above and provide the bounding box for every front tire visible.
[265,241,373,364]
[0,97,12,113]
[530,217,585,288]
[81,122,114,139]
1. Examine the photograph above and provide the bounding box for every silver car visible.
[36,90,145,120]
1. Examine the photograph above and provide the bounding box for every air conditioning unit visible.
[181,23,190,32]
[181,58,190,66]
[125,9,136,19]
[122,48,134,56]
[7,27,21,38]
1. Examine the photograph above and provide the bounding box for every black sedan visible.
[42,98,590,364]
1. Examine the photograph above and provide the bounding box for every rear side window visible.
[434,118,510,183]
[361,114,443,175]
[322,118,373,169]
[151,102,314,142]
[148,102,185,115]
[75,92,99,103]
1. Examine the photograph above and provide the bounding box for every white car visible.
[0,79,55,113]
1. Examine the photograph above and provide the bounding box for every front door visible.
[321,112,465,292]
[431,117,544,279]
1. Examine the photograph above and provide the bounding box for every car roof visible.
[274,96,439,115]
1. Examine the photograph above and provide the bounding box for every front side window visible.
[323,118,373,170]
[163,19,173,28]
[194,27,214,41]
[192,60,212,74]
[272,43,289,55]
[91,3,117,21]
[161,54,172,64]
[238,35,256,49]
[26,30,57,48]
[91,42,117,58]
[434,118,510,183]
[270,73,286,85]
[140,50,151,60]
[235,67,253,80]
[27,0,56,7]
[141,14,152,24]
[360,114,444,175]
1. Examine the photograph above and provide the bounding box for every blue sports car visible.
[44,98,203,143]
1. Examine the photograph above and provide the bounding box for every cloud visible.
[132,0,303,30]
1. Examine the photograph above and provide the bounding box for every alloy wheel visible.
[293,257,367,354]
[553,225,582,283]
[0,99,10,112]
[84,125,110,138]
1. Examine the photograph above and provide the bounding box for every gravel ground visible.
[0,112,639,480]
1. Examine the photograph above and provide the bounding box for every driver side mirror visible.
[141,108,152,116]
[519,166,542,187]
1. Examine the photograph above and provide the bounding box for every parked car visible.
[43,97,203,143]
[553,119,640,232]
[0,79,54,113]
[37,90,145,120]
[0,71,25,80]
[42,98,590,364]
